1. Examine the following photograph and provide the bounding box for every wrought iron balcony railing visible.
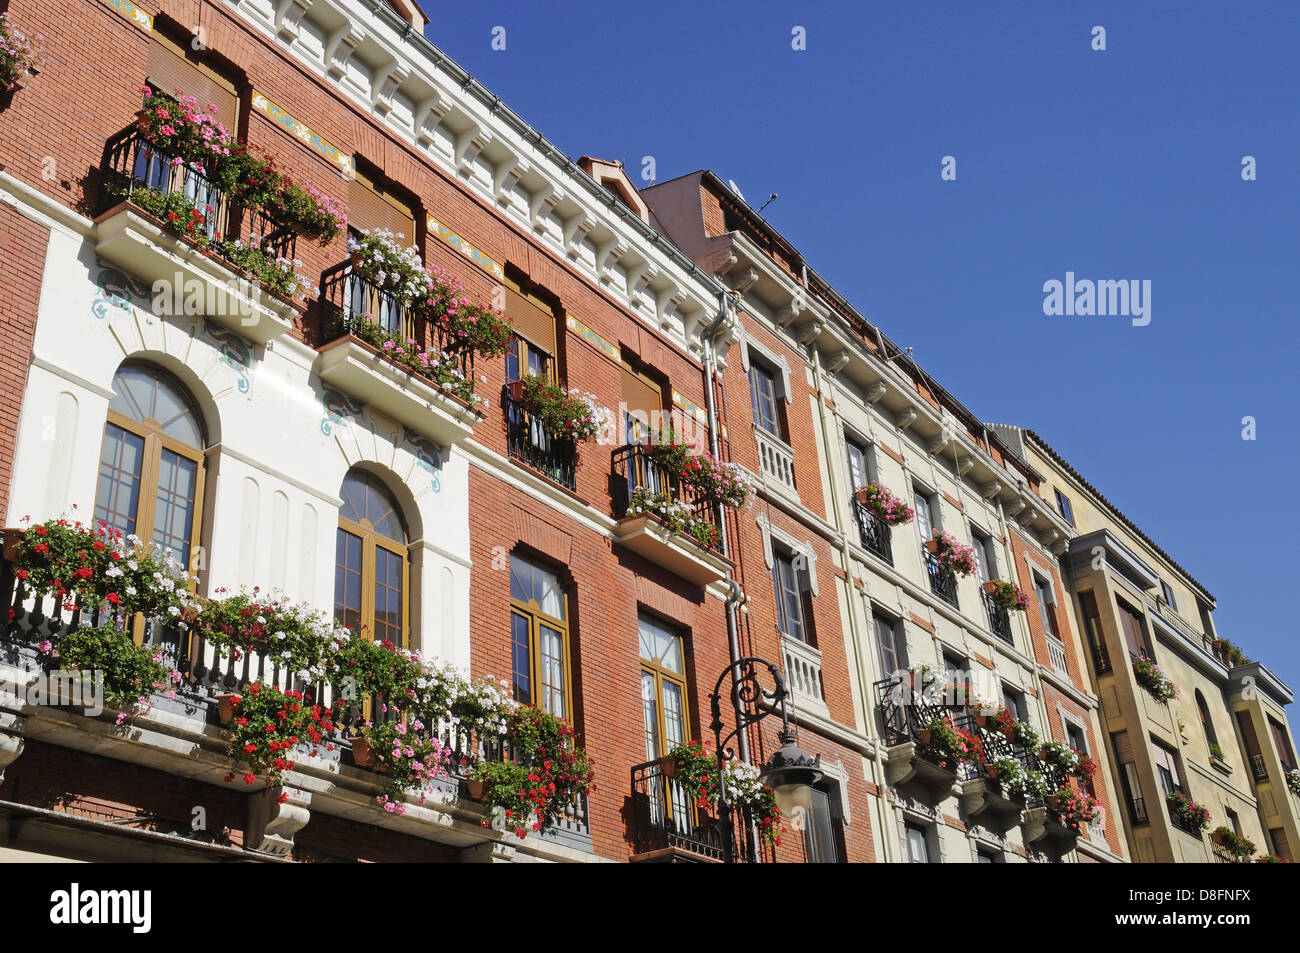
[99,124,297,265]
[629,756,751,862]
[0,554,591,843]
[852,500,893,565]
[504,390,578,491]
[925,553,959,608]
[981,589,1013,644]
[319,260,472,383]
[610,444,720,552]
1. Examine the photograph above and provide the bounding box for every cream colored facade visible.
[1009,427,1299,862]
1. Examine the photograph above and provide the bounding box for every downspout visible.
[700,289,762,860]
[700,290,750,769]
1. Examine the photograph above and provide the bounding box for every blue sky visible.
[423,1,1300,687]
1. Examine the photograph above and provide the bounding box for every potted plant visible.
[1038,740,1080,774]
[667,740,718,808]
[0,14,42,95]
[1052,785,1101,832]
[1208,741,1225,762]
[514,375,609,442]
[853,482,914,525]
[1132,655,1178,703]
[984,579,1030,611]
[53,623,175,718]
[1286,768,1300,797]
[1210,826,1255,860]
[1165,791,1211,833]
[215,692,242,725]
[351,733,377,768]
[925,531,978,577]
[222,683,334,787]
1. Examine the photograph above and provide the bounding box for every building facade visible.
[0,0,1292,864]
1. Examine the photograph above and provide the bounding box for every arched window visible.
[1196,690,1219,749]
[334,470,409,647]
[94,363,206,567]
[508,553,570,720]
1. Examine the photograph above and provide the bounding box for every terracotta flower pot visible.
[180,602,201,625]
[974,713,990,729]
[986,764,1000,780]
[216,693,241,725]
[466,778,485,800]
[507,379,528,404]
[925,539,941,555]
[2,527,23,562]
[350,250,364,269]
[659,755,677,779]
[983,580,999,596]
[351,736,376,768]
[917,728,932,745]
[1046,794,1062,809]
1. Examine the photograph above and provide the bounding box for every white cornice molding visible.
[226,0,722,358]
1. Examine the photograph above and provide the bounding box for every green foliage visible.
[54,625,170,711]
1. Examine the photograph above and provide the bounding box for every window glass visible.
[749,363,780,436]
[906,823,930,863]
[845,436,870,491]
[509,555,566,620]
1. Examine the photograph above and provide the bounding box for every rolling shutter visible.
[349,171,416,245]
[505,282,557,356]
[620,363,662,421]
[147,34,238,132]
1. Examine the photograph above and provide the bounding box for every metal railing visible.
[924,553,959,608]
[318,260,473,384]
[99,123,297,264]
[504,390,578,491]
[852,500,893,565]
[629,757,751,862]
[610,444,720,552]
[981,589,1013,643]
[0,553,590,841]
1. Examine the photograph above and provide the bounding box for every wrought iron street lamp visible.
[708,656,822,863]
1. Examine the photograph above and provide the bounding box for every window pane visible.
[510,554,565,620]
[109,364,202,446]
[539,622,565,718]
[749,365,779,435]
[152,448,197,565]
[511,611,532,706]
[846,439,868,491]
[914,490,932,538]
[95,423,145,538]
[641,671,660,761]
[373,547,404,646]
[333,529,363,634]
[662,680,686,748]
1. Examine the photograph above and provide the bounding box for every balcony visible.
[1250,753,1269,781]
[1046,637,1070,674]
[609,445,731,587]
[315,263,482,448]
[782,637,830,720]
[874,675,970,791]
[754,428,796,494]
[852,499,893,565]
[981,589,1013,643]
[629,757,750,862]
[0,556,592,857]
[924,553,959,608]
[504,390,578,491]
[94,124,299,343]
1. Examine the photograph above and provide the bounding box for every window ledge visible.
[612,514,733,587]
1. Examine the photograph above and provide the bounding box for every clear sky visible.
[421,1,1300,687]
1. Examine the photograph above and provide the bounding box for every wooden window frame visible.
[510,580,572,723]
[98,410,205,571]
[335,511,410,649]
